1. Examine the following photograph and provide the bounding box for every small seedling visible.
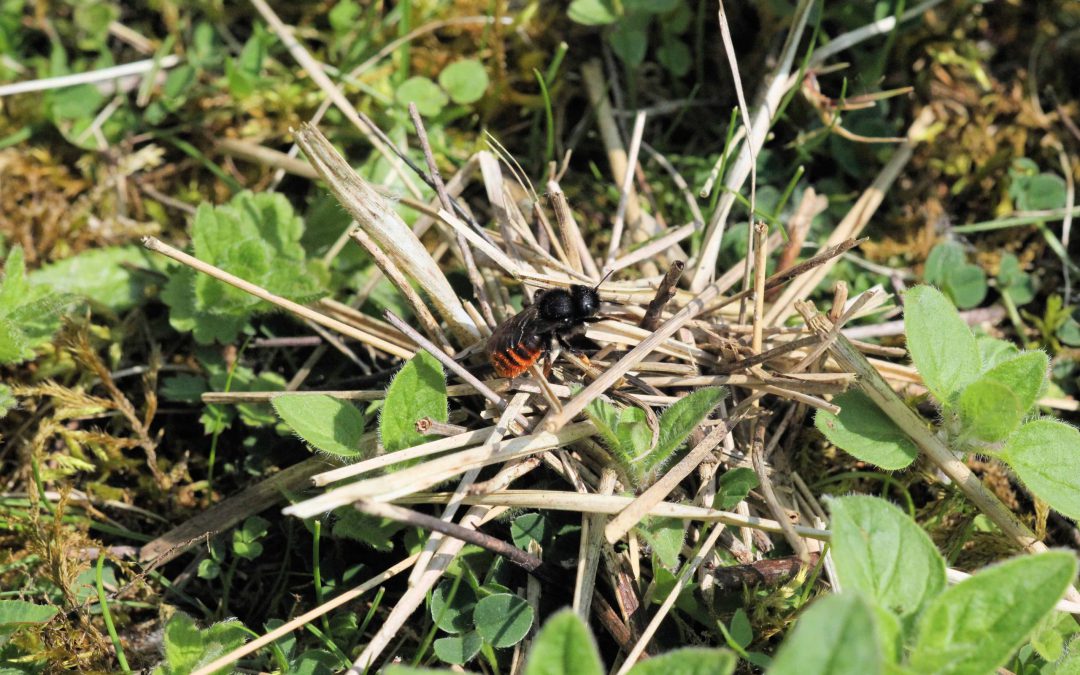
[769,496,1077,674]
[586,386,727,487]
[817,284,1080,520]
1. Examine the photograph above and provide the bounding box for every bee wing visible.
[487,305,565,353]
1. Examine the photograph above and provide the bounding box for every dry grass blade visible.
[402,490,832,540]
[283,422,597,518]
[292,123,479,343]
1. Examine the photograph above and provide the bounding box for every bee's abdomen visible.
[490,341,543,377]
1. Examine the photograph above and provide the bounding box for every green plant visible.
[769,496,1077,675]
[152,612,249,675]
[273,394,368,459]
[391,609,736,675]
[585,387,727,487]
[395,59,490,118]
[424,559,535,666]
[1008,158,1067,212]
[922,241,987,309]
[160,191,328,344]
[567,0,694,77]
[0,246,75,364]
[817,285,1080,519]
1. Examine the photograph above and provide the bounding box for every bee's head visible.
[570,285,601,321]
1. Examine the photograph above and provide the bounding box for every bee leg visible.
[542,352,554,379]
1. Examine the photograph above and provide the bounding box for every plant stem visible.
[96,552,131,674]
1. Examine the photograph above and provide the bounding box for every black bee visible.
[486,284,603,378]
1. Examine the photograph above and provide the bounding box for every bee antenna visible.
[593,269,615,292]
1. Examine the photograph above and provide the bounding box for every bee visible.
[486,283,604,378]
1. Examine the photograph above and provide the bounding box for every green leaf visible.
[330,508,403,551]
[0,600,58,626]
[647,387,727,472]
[1012,172,1067,211]
[29,245,157,313]
[959,379,1023,443]
[567,0,618,25]
[828,496,946,617]
[608,23,648,67]
[524,610,603,675]
[156,612,248,675]
[232,515,270,560]
[904,285,981,404]
[945,263,988,309]
[385,667,456,675]
[997,253,1036,305]
[908,551,1078,675]
[584,397,622,450]
[815,390,919,470]
[380,350,447,454]
[713,467,758,510]
[474,593,534,649]
[634,516,685,569]
[433,631,483,665]
[729,608,753,648]
[768,593,883,675]
[976,335,1020,370]
[959,350,1047,442]
[161,374,208,403]
[511,513,551,552]
[923,241,964,287]
[438,59,489,105]
[626,648,737,675]
[396,76,448,117]
[162,191,325,344]
[290,649,338,675]
[981,350,1047,414]
[657,39,692,77]
[1000,419,1080,519]
[272,394,366,458]
[0,246,70,363]
[0,383,15,419]
[430,579,477,634]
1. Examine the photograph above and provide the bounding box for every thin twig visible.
[640,261,684,331]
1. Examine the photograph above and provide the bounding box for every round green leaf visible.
[511,513,550,551]
[438,59,489,105]
[272,394,366,458]
[608,24,648,67]
[434,631,482,665]
[1015,173,1067,211]
[814,390,919,470]
[474,593,534,648]
[430,580,477,634]
[657,39,692,77]
[395,76,448,117]
[1001,419,1080,519]
[945,263,987,309]
[567,0,617,25]
[524,610,603,675]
